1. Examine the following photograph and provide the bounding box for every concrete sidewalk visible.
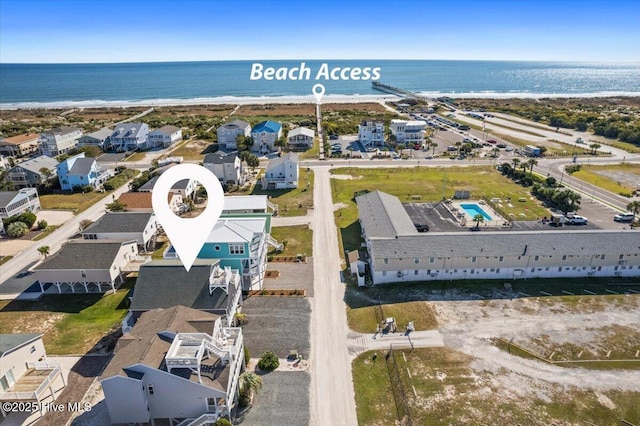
[348,330,444,356]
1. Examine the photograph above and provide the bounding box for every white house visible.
[81,212,158,251]
[390,119,427,144]
[109,123,150,151]
[261,152,299,189]
[101,305,244,425]
[356,191,640,285]
[251,121,282,154]
[7,155,59,189]
[147,125,183,148]
[203,152,245,185]
[0,188,41,219]
[222,195,273,215]
[217,120,251,150]
[38,126,82,157]
[358,120,385,147]
[0,334,66,417]
[77,127,113,150]
[287,127,315,150]
[33,240,145,293]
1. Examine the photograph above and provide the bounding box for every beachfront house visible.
[7,155,59,189]
[0,133,40,157]
[356,191,640,285]
[117,191,183,214]
[390,119,427,145]
[217,120,251,150]
[0,188,41,219]
[164,213,277,291]
[109,123,150,151]
[287,127,314,151]
[33,240,146,293]
[81,212,158,251]
[39,126,82,157]
[0,334,66,417]
[358,120,385,147]
[77,127,113,151]
[56,153,109,191]
[203,152,245,185]
[261,152,299,189]
[128,261,242,324]
[147,125,183,148]
[251,120,282,155]
[101,305,244,425]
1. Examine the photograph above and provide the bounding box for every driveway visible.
[265,258,314,297]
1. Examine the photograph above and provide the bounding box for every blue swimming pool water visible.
[460,203,492,221]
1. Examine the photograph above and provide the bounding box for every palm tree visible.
[526,158,538,176]
[238,371,262,399]
[627,200,640,228]
[37,245,50,258]
[512,158,521,170]
[473,214,485,229]
[492,147,500,158]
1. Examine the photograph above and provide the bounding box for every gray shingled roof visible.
[221,119,250,129]
[35,241,127,270]
[13,155,59,174]
[101,306,218,379]
[0,191,19,207]
[69,157,96,176]
[45,126,81,135]
[356,191,418,239]
[110,123,146,139]
[0,334,41,356]
[83,212,153,234]
[83,127,113,141]
[130,261,229,312]
[203,152,237,165]
[156,125,181,134]
[138,176,159,191]
[371,230,640,259]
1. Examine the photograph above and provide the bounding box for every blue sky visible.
[1,0,638,63]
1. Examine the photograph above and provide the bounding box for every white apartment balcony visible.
[0,361,65,402]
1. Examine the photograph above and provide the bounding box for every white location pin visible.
[312,83,325,104]
[152,164,224,272]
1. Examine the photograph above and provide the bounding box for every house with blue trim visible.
[56,153,109,191]
[164,212,279,291]
[250,121,282,155]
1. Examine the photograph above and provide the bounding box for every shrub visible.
[103,182,115,190]
[79,219,93,230]
[244,346,250,366]
[7,221,29,238]
[257,351,279,372]
[234,312,248,326]
[37,219,48,230]
[215,418,232,426]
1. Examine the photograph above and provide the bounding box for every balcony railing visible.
[0,361,61,401]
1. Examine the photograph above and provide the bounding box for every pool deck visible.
[449,200,505,227]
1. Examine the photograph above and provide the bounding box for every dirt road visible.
[309,166,358,426]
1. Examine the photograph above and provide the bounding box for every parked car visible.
[614,213,635,222]
[329,134,339,140]
[566,215,588,225]
[487,139,497,144]
[366,147,377,152]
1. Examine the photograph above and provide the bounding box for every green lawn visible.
[296,138,319,160]
[0,279,133,354]
[572,163,640,195]
[252,167,314,217]
[268,225,312,256]
[353,347,640,425]
[347,301,438,333]
[600,139,640,154]
[124,151,146,162]
[0,256,13,267]
[32,225,61,241]
[331,166,550,252]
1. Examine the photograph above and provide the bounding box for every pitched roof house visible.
[109,123,150,151]
[81,212,158,250]
[203,152,245,185]
[148,125,183,148]
[7,155,58,189]
[0,133,40,157]
[39,126,82,157]
[77,127,113,150]
[251,120,282,154]
[217,120,250,150]
[56,153,109,191]
[100,305,244,425]
[261,152,299,189]
[287,127,315,150]
[0,188,40,219]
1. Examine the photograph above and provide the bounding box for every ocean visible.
[1,60,639,108]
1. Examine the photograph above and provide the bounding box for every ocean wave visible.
[415,90,640,99]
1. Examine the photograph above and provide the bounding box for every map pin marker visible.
[152,164,224,271]
[312,83,325,104]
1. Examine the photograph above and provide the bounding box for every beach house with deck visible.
[56,153,109,191]
[109,123,150,151]
[217,120,251,150]
[0,133,40,157]
[358,120,385,147]
[251,121,282,154]
[101,305,244,425]
[7,155,59,189]
[39,126,82,157]
[148,125,183,148]
[261,152,299,189]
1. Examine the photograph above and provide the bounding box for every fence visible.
[386,345,412,426]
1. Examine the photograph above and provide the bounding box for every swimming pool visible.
[460,203,492,220]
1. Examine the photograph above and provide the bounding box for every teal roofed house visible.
[164,212,279,291]
[251,120,283,155]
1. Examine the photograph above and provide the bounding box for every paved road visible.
[309,166,358,426]
[0,181,134,293]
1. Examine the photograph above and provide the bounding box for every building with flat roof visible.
[358,120,385,147]
[356,191,640,284]
[390,119,427,144]
[0,133,40,157]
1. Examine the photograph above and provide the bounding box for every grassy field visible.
[0,279,133,354]
[346,301,438,333]
[166,138,216,161]
[32,225,61,241]
[124,151,146,162]
[572,163,640,194]
[252,167,314,217]
[268,225,313,257]
[352,347,640,425]
[599,139,640,153]
[296,138,319,160]
[331,166,550,252]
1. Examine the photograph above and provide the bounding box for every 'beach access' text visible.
[250,62,381,81]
